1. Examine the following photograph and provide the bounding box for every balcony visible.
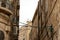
[0,0,14,15]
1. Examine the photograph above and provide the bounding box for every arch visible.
[0,30,4,40]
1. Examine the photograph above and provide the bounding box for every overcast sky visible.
[19,0,39,27]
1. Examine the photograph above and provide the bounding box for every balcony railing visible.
[0,0,14,13]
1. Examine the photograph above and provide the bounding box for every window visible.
[49,25,54,39]
[23,38,25,40]
[16,16,19,24]
[11,16,17,24]
[17,5,20,10]
[49,25,53,32]
[13,26,16,34]
[6,0,14,11]
[1,2,6,7]
[0,30,4,40]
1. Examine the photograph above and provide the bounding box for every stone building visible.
[18,21,32,40]
[38,0,59,40]
[19,26,27,40]
[0,0,19,40]
[30,7,38,40]
[31,0,60,40]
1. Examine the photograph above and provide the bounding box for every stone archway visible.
[0,30,4,40]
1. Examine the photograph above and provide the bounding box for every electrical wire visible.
[19,22,38,28]
[19,22,27,25]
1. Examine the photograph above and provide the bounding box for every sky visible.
[19,0,39,27]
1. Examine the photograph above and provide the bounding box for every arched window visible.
[0,30,4,40]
